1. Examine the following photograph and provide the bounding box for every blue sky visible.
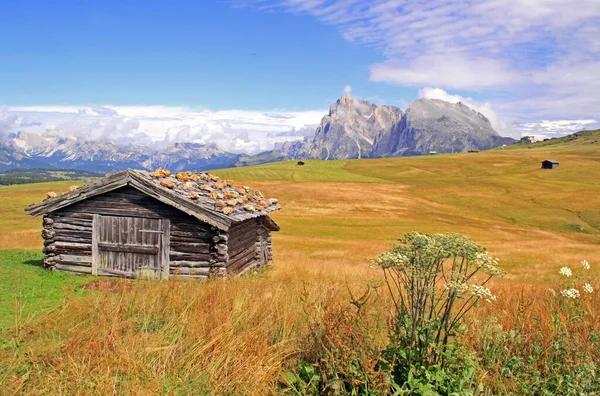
[1,0,599,152]
[0,1,410,109]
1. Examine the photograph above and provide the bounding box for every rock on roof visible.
[25,168,281,231]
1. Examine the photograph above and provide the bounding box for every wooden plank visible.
[169,242,210,253]
[170,229,213,239]
[51,212,95,220]
[91,214,99,275]
[54,229,93,238]
[53,223,90,232]
[169,260,213,268]
[227,245,257,271]
[170,221,212,232]
[55,241,91,249]
[54,235,92,244]
[97,242,159,255]
[54,263,92,274]
[169,267,211,276]
[161,219,170,280]
[26,173,130,217]
[98,267,135,278]
[169,251,212,261]
[170,234,210,244]
[56,254,92,265]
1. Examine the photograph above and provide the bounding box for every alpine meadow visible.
[0,132,598,394]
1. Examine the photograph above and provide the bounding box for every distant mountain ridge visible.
[0,96,515,172]
[277,96,514,159]
[0,131,242,172]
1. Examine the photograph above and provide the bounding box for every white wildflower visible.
[582,260,590,270]
[475,252,504,276]
[446,281,469,293]
[583,284,593,294]
[560,288,580,299]
[467,284,497,303]
[559,267,573,277]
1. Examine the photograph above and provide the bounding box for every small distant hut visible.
[25,169,281,280]
[429,151,437,155]
[468,149,480,153]
[297,161,305,166]
[541,160,560,169]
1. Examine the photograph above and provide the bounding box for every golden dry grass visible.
[0,140,599,393]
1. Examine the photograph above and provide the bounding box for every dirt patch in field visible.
[80,279,133,293]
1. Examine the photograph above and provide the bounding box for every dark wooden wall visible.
[40,186,273,279]
[226,218,273,275]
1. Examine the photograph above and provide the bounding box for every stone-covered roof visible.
[25,169,281,231]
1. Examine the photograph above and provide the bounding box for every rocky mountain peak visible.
[282,96,513,159]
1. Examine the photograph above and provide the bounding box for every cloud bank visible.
[231,0,600,136]
[2,105,324,154]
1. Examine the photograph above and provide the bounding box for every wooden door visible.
[91,214,170,280]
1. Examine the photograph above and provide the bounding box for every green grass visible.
[0,250,89,333]
[502,129,600,151]
[213,159,391,183]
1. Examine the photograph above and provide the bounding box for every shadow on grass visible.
[22,259,44,269]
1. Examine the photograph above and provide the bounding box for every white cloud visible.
[0,105,41,139]
[233,0,600,133]
[370,55,523,90]
[519,119,600,139]
[3,105,324,154]
[344,85,352,95]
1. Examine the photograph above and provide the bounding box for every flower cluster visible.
[446,282,497,303]
[582,260,590,270]
[559,266,573,277]
[468,284,497,302]
[371,251,409,269]
[475,252,505,276]
[557,260,594,299]
[560,288,580,299]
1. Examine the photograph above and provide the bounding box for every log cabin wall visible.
[226,218,273,274]
[41,186,223,280]
[42,212,93,274]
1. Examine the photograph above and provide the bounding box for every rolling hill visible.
[0,128,597,394]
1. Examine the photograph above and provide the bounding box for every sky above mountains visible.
[1,0,599,153]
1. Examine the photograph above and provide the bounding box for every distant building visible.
[541,160,559,169]
[468,149,480,153]
[297,161,305,166]
[429,151,437,155]
[524,136,537,143]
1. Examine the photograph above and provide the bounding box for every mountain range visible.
[0,97,514,172]
[275,96,514,159]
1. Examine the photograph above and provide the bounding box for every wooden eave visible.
[25,169,281,231]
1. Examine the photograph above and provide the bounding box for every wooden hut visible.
[25,169,281,280]
[541,160,559,169]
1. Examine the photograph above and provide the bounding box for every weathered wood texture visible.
[95,215,166,280]
[226,218,273,275]
[38,186,275,280]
